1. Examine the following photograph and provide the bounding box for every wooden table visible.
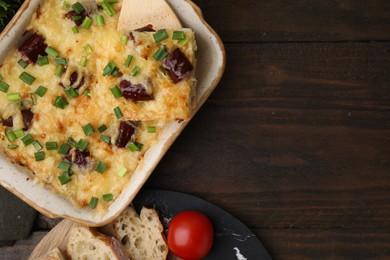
[1,0,390,259]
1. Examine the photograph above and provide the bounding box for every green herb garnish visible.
[58,172,71,185]
[34,151,45,161]
[95,161,107,173]
[153,29,168,43]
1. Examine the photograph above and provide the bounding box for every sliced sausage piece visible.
[70,72,79,86]
[119,80,153,101]
[64,149,90,168]
[115,121,135,148]
[18,33,47,63]
[162,48,194,83]
[21,109,34,130]
[73,149,90,167]
[2,116,13,127]
[61,70,86,89]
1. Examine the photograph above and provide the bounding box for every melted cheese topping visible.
[0,0,196,213]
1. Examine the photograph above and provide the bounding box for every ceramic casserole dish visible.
[0,0,225,226]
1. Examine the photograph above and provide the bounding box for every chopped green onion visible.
[46,141,58,151]
[153,29,169,43]
[54,58,67,65]
[34,151,45,161]
[58,161,72,171]
[80,56,87,67]
[5,129,17,142]
[67,137,77,147]
[63,1,70,9]
[131,66,140,76]
[113,106,123,119]
[76,138,89,152]
[53,96,69,109]
[83,44,92,55]
[35,86,47,97]
[69,167,75,176]
[95,161,107,173]
[55,65,64,77]
[33,140,43,151]
[179,37,191,46]
[64,87,78,98]
[37,55,49,66]
[0,81,9,93]
[7,145,18,150]
[172,30,185,40]
[110,85,122,98]
[21,134,34,146]
[81,16,93,29]
[72,2,85,14]
[117,166,127,177]
[102,61,116,76]
[72,15,82,21]
[124,55,133,67]
[100,134,111,144]
[84,88,91,97]
[102,193,113,201]
[28,94,37,106]
[98,124,107,133]
[127,142,143,152]
[147,126,156,133]
[7,93,21,102]
[19,72,36,85]
[111,68,119,77]
[30,93,37,105]
[120,35,128,45]
[58,143,71,154]
[72,26,79,34]
[13,129,24,138]
[152,45,168,62]
[58,172,71,185]
[18,59,28,69]
[107,0,118,3]
[45,46,59,58]
[101,1,115,16]
[88,197,98,209]
[82,123,95,136]
[96,15,105,26]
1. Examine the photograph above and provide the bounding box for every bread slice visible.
[112,206,168,260]
[35,247,67,260]
[67,226,129,260]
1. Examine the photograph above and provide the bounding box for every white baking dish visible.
[0,0,225,226]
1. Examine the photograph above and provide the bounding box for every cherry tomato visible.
[168,210,214,260]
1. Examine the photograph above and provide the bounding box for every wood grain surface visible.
[28,220,76,259]
[1,0,390,259]
[195,0,390,42]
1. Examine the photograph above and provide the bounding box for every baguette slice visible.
[35,247,67,260]
[112,206,168,260]
[67,226,129,260]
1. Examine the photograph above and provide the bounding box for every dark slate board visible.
[0,186,37,245]
[133,189,272,260]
